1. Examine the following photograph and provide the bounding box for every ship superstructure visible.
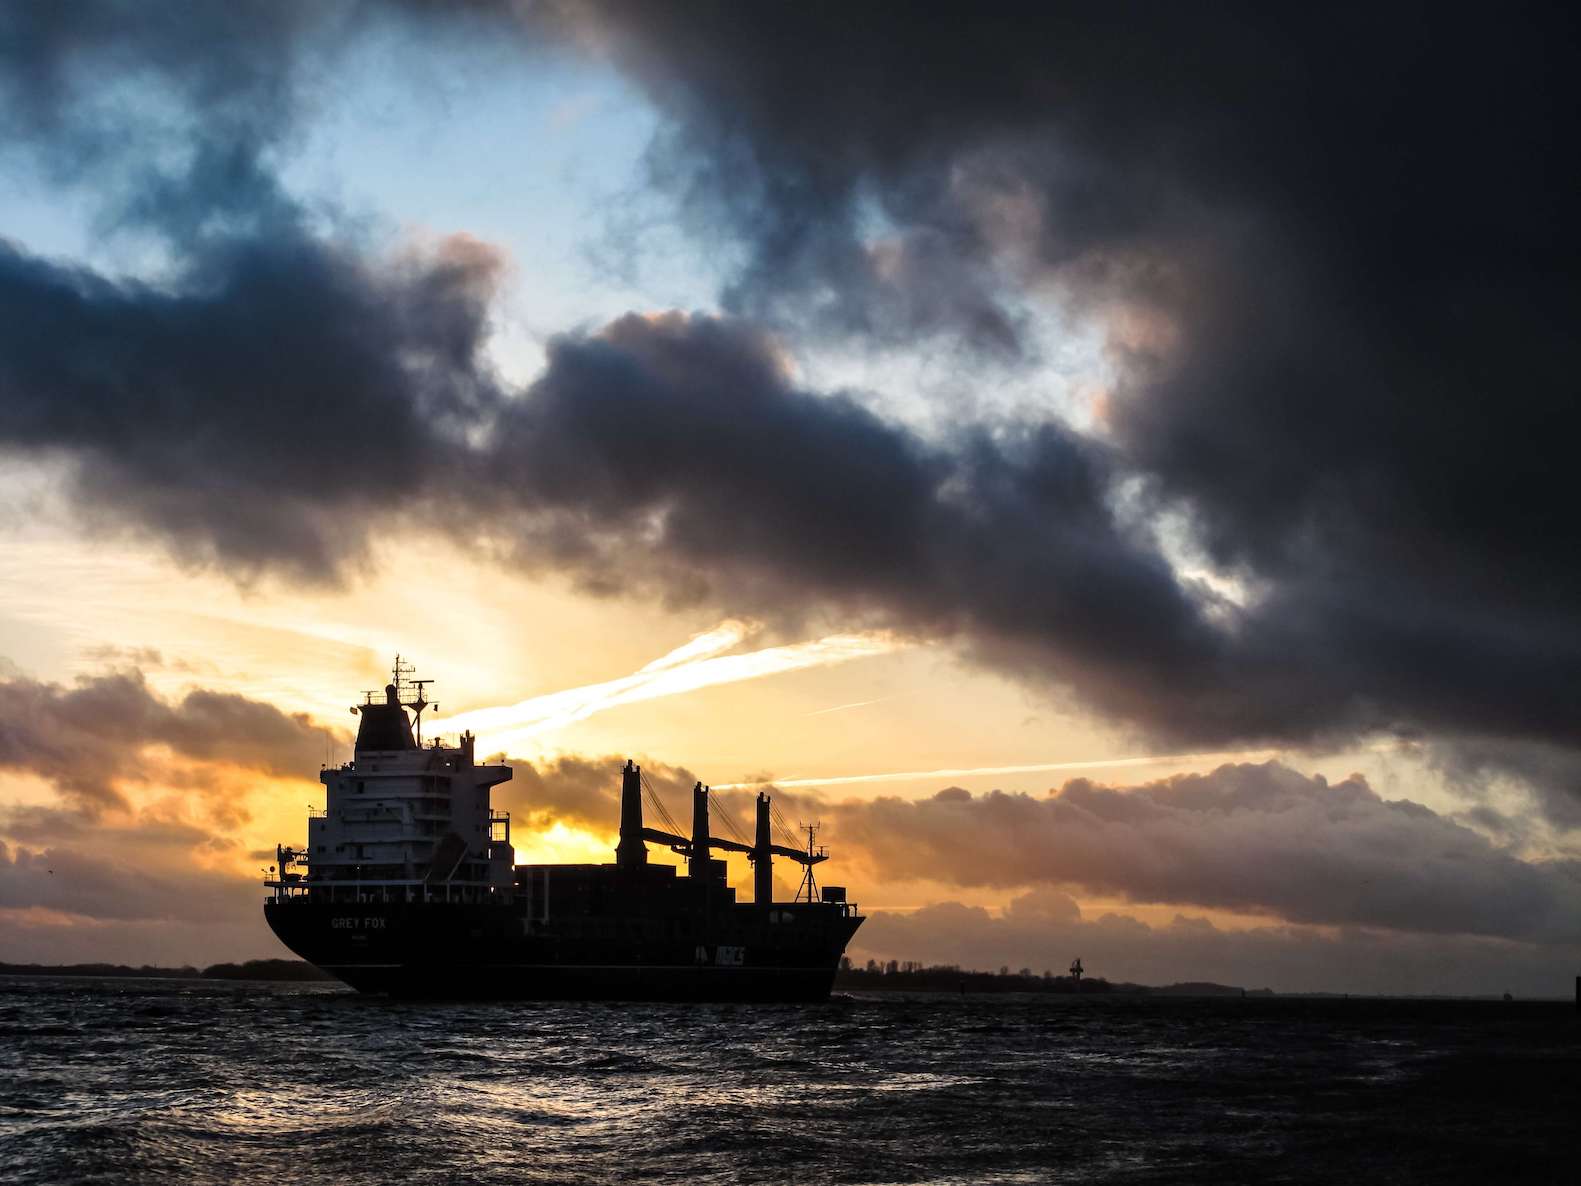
[264,660,863,1000]
[272,663,514,905]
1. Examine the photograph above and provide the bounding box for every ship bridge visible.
[267,658,513,905]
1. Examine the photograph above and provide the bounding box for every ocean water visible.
[1,977,1576,1185]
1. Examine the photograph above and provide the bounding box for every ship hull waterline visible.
[265,900,861,1002]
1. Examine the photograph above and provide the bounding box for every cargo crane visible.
[614,761,828,905]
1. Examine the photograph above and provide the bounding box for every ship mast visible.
[391,654,436,744]
[795,821,826,902]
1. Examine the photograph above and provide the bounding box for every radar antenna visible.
[391,655,436,744]
[795,821,827,902]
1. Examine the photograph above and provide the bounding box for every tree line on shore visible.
[0,959,335,982]
[834,958,1268,997]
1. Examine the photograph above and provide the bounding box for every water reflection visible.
[1,978,1575,1185]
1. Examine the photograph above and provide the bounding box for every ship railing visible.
[772,897,862,918]
[265,878,513,906]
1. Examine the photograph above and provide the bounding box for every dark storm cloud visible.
[0,2,509,578]
[0,668,340,810]
[1428,738,1581,833]
[481,313,1573,767]
[0,232,503,578]
[2,3,1578,816]
[544,3,1581,796]
[484,312,1240,738]
[562,1,1237,350]
[0,1,348,233]
[821,762,1581,943]
[0,1,548,236]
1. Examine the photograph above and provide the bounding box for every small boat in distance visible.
[264,659,863,1000]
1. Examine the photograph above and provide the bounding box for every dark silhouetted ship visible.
[264,660,863,1000]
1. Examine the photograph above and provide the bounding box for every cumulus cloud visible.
[0,667,339,810]
[825,763,1581,944]
[0,840,260,925]
[498,752,699,836]
[0,660,340,960]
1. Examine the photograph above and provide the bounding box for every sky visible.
[1,1,1578,995]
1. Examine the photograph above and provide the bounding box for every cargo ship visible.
[263,660,863,1000]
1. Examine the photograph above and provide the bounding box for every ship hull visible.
[264,899,860,1002]
[311,962,840,1002]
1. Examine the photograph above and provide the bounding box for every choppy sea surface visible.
[1,977,1576,1185]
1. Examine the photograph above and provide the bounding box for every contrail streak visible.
[442,622,899,746]
[636,619,752,673]
[711,748,1282,790]
[807,695,890,716]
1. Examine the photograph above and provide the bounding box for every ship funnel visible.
[754,791,773,907]
[616,760,647,869]
[352,682,416,752]
[689,781,710,881]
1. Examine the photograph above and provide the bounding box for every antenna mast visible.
[795,822,826,903]
[391,655,435,745]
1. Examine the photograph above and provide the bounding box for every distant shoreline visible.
[835,963,1277,997]
[2,960,1258,993]
[1,961,1557,1001]
[0,959,335,982]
